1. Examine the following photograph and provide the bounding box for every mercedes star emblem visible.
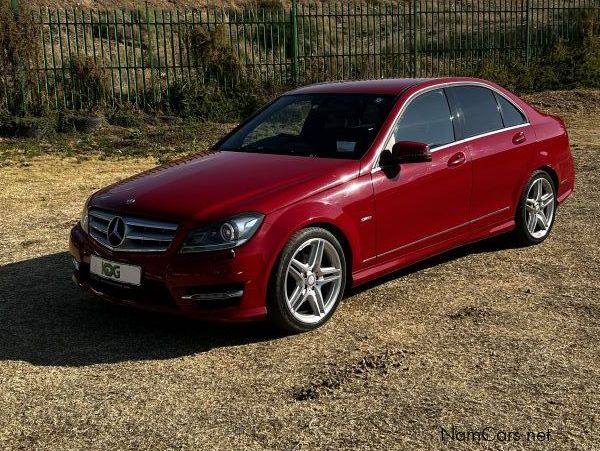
[106,216,126,247]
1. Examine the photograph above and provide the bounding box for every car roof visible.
[286,77,488,96]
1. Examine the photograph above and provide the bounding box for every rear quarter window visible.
[495,93,527,127]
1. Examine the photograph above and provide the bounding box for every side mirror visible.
[382,141,432,166]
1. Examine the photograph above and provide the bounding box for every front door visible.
[373,88,472,260]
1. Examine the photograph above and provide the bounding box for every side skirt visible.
[351,219,516,288]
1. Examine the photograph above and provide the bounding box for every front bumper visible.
[69,223,277,322]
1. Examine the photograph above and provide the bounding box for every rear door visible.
[372,88,472,260]
[447,85,535,228]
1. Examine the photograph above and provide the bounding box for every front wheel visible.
[268,228,346,333]
[514,170,557,245]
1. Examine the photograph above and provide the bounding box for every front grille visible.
[88,208,178,252]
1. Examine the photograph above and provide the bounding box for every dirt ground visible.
[0,90,599,450]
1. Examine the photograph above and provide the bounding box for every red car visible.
[70,77,575,332]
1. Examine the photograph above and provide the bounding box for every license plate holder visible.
[89,255,142,286]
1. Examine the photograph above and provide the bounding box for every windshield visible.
[219,94,397,159]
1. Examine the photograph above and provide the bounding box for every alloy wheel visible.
[284,238,343,325]
[525,177,555,239]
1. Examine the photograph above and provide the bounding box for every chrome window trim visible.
[372,81,530,172]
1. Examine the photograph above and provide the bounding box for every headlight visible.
[80,197,91,233]
[180,213,264,253]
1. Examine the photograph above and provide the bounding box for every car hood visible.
[90,151,360,224]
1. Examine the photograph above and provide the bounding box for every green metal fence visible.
[8,0,600,110]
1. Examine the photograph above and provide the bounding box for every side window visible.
[390,89,455,149]
[451,86,503,138]
[495,93,527,127]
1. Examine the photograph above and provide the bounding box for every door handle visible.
[447,151,466,167]
[512,131,526,144]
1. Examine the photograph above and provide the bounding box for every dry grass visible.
[25,0,587,8]
[0,90,599,450]
[20,0,438,8]
[30,0,259,9]
[0,119,233,168]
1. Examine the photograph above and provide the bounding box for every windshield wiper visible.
[221,146,287,154]
[221,146,321,157]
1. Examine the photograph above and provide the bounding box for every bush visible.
[0,116,54,138]
[163,79,268,122]
[108,107,153,127]
[253,0,286,9]
[524,35,600,91]
[185,25,245,83]
[56,110,77,133]
[476,14,600,93]
[64,56,109,111]
[0,3,42,115]
[574,36,600,88]
[241,1,289,53]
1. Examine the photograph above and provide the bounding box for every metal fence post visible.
[10,0,27,114]
[525,0,531,64]
[291,0,299,84]
[145,2,155,106]
[412,0,418,77]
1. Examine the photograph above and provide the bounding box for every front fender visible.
[265,200,367,280]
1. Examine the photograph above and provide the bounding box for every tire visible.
[267,227,346,333]
[73,116,103,133]
[16,123,44,139]
[513,170,557,246]
[159,115,183,125]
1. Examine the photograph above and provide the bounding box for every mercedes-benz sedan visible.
[70,77,575,332]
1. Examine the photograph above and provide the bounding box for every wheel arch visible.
[307,221,354,287]
[538,165,559,191]
[513,164,560,213]
[265,201,363,288]
[264,217,352,332]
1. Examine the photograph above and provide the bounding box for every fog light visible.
[181,289,243,301]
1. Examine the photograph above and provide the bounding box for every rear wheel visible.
[514,170,556,245]
[268,228,346,333]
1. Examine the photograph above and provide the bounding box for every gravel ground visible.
[0,90,599,450]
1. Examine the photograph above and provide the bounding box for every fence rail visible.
[6,0,600,111]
